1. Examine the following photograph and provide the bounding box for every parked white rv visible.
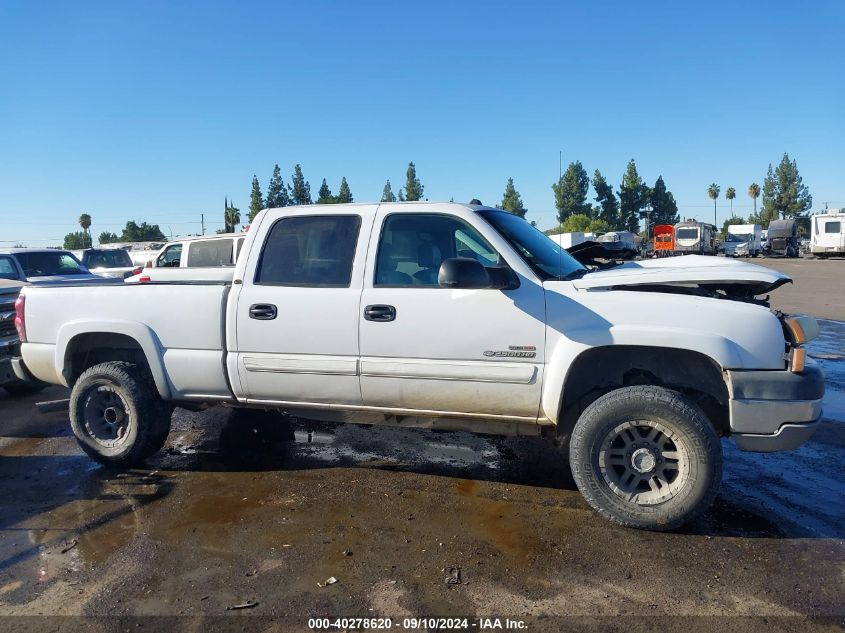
[811,210,845,258]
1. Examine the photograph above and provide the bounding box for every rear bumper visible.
[12,356,36,383]
[727,364,825,452]
[0,334,20,386]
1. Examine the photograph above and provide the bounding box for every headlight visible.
[783,315,820,345]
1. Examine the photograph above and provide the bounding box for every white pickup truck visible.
[13,202,825,530]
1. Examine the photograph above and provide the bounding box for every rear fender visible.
[56,320,171,399]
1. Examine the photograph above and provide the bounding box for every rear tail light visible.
[14,294,26,343]
[139,275,151,283]
[132,267,143,276]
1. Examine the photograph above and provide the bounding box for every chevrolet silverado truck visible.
[13,202,825,530]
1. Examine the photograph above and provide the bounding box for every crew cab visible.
[13,202,825,530]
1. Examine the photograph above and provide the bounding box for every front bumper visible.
[727,364,825,452]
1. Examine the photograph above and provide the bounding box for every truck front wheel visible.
[70,361,172,467]
[569,386,722,531]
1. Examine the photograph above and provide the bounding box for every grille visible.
[0,298,17,338]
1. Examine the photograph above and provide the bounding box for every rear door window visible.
[255,216,361,287]
[84,250,133,268]
[187,239,235,267]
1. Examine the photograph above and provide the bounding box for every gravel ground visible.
[0,258,843,632]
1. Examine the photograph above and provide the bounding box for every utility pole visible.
[201,214,206,235]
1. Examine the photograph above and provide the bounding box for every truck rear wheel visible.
[569,386,722,531]
[69,361,172,467]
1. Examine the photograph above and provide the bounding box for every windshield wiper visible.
[561,268,590,281]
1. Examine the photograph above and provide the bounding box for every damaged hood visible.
[571,255,791,296]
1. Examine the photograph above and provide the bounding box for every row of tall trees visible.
[246,162,429,222]
[708,153,813,233]
[550,159,679,233]
[63,214,165,249]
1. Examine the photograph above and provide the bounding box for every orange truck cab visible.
[653,224,674,257]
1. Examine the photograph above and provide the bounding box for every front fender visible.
[540,325,736,424]
[56,320,172,399]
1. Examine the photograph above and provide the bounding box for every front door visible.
[233,211,371,406]
[358,210,546,421]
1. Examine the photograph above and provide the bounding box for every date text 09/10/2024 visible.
[307,617,527,630]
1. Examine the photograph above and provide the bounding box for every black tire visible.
[569,386,722,531]
[3,380,46,397]
[69,361,172,467]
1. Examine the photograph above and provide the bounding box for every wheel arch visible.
[550,344,730,442]
[57,321,171,399]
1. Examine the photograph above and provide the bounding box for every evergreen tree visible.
[761,153,813,222]
[618,160,648,232]
[317,179,334,204]
[552,161,590,224]
[400,162,424,201]
[592,169,620,229]
[336,177,353,203]
[561,213,592,232]
[289,164,312,205]
[248,175,264,221]
[707,183,720,226]
[499,178,526,217]
[98,231,119,244]
[381,179,397,202]
[120,221,165,242]
[63,232,89,250]
[648,176,679,226]
[265,164,289,208]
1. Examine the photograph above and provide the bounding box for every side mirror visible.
[438,257,519,290]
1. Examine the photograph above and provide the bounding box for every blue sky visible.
[1,0,843,245]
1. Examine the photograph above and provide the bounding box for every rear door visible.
[231,207,375,405]
[358,207,546,421]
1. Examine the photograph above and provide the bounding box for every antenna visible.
[558,150,564,279]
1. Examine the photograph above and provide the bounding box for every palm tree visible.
[78,213,92,248]
[707,183,720,226]
[725,187,736,217]
[747,183,760,220]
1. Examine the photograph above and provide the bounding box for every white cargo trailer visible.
[811,210,845,258]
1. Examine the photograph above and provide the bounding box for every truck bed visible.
[21,281,232,400]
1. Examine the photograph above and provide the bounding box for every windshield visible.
[83,249,133,268]
[725,233,747,243]
[478,210,587,280]
[676,228,699,240]
[14,251,88,277]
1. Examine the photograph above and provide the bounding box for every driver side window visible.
[374,214,500,287]
[156,244,182,268]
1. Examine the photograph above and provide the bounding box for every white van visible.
[811,210,845,258]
